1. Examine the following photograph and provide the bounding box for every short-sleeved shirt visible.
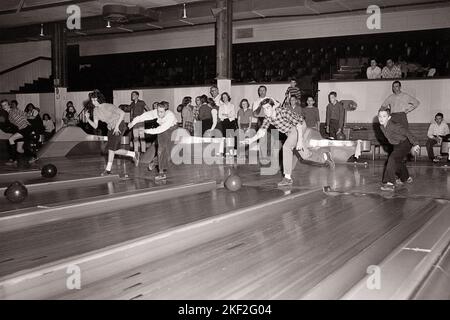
[260,107,301,134]
[8,108,30,130]
[382,92,420,114]
[129,99,147,120]
[94,103,123,131]
[237,108,253,124]
[301,107,320,128]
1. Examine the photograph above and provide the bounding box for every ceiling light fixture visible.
[106,20,111,28]
[40,23,44,36]
[181,3,187,19]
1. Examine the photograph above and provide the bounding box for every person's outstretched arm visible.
[129,109,157,128]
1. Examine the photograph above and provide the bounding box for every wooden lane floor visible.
[0,185,298,278]
[55,192,447,300]
[1,155,450,298]
[0,157,230,213]
[329,161,450,200]
[0,176,155,214]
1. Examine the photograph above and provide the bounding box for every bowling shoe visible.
[277,177,293,187]
[380,182,395,191]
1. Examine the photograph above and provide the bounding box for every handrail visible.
[0,56,51,76]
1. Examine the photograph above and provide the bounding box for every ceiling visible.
[0,0,449,43]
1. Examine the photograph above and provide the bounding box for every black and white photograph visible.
[1,0,450,305]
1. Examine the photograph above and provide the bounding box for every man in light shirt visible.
[367,59,381,79]
[426,112,450,162]
[210,85,221,106]
[251,85,267,130]
[381,81,420,129]
[128,101,178,181]
[381,59,402,79]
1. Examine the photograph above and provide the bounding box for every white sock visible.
[126,151,136,157]
[285,174,292,180]
[106,162,113,172]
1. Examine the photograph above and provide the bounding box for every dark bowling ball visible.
[29,131,40,142]
[41,164,58,178]
[336,132,346,140]
[224,174,242,192]
[4,181,28,203]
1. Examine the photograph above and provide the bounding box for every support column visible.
[51,22,68,88]
[214,0,233,93]
[51,23,68,132]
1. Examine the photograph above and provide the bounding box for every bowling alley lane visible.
[58,193,446,300]
[0,185,302,277]
[0,176,156,213]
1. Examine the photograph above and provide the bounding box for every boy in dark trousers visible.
[325,91,345,139]
[378,106,420,191]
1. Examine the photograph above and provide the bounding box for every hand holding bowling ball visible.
[41,164,58,178]
[224,174,242,192]
[4,181,28,203]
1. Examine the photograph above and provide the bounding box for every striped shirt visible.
[285,86,301,98]
[8,108,30,130]
[260,106,301,134]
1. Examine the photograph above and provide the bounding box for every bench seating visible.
[346,122,435,159]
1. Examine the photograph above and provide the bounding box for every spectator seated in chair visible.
[426,112,450,162]
[42,113,56,141]
[63,101,79,126]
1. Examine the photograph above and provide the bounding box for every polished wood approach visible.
[0,181,217,233]
[0,169,41,183]
[0,155,449,299]
[0,174,120,194]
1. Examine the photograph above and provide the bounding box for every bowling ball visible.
[4,181,28,203]
[29,131,40,142]
[41,163,58,178]
[224,174,242,192]
[336,132,346,140]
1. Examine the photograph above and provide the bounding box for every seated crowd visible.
[366,57,437,79]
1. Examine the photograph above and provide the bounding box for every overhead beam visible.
[1,0,95,15]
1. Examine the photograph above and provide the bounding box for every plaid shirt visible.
[260,106,301,134]
[8,108,30,130]
[381,65,402,79]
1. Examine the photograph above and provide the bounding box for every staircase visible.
[0,57,52,93]
[11,77,54,93]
